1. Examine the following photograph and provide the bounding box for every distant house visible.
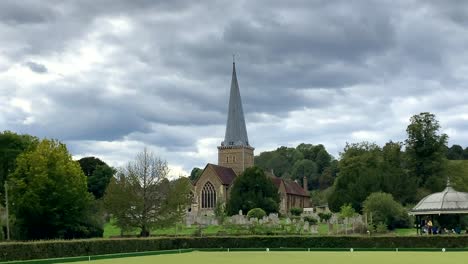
[189,62,310,216]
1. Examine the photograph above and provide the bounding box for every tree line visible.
[0,132,191,240]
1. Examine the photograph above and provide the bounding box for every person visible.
[427,219,433,235]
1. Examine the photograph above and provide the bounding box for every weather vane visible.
[232,53,236,63]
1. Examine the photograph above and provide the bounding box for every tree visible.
[464,147,468,160]
[447,145,464,160]
[448,160,468,192]
[227,166,280,215]
[8,139,95,239]
[189,167,203,181]
[104,149,190,237]
[328,142,383,212]
[363,192,409,229]
[78,157,116,199]
[291,159,318,189]
[0,131,38,202]
[339,204,356,234]
[405,112,448,192]
[380,142,417,204]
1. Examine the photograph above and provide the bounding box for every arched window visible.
[201,182,216,208]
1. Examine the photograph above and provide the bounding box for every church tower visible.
[218,62,254,175]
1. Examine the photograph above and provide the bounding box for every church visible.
[190,62,310,215]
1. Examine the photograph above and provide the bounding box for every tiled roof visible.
[265,171,309,197]
[208,163,237,186]
[283,179,310,197]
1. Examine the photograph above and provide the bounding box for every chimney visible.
[303,176,308,192]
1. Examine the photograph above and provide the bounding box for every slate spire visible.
[222,62,249,147]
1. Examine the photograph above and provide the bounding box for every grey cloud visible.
[2,0,468,173]
[25,61,47,73]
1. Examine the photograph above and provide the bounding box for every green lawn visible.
[72,251,468,264]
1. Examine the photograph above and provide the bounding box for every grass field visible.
[72,251,468,264]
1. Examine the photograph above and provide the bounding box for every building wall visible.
[217,146,254,175]
[192,166,227,215]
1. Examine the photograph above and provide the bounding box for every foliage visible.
[328,142,384,212]
[189,167,203,181]
[447,145,465,160]
[104,149,191,237]
[227,166,280,215]
[309,187,332,207]
[0,131,38,202]
[255,144,337,190]
[328,141,417,212]
[247,208,267,220]
[363,192,409,230]
[214,201,227,224]
[448,160,468,192]
[318,212,332,223]
[376,222,388,233]
[290,207,303,216]
[290,159,318,190]
[5,236,468,261]
[339,204,356,219]
[405,112,448,192]
[8,139,96,239]
[78,157,116,199]
[303,216,318,225]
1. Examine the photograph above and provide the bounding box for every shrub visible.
[363,192,409,229]
[4,236,468,261]
[303,216,318,225]
[318,212,332,223]
[376,222,388,234]
[247,208,266,220]
[290,207,303,216]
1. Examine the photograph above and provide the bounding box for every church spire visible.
[222,61,249,147]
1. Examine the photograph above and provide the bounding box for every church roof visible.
[265,171,310,197]
[196,163,237,186]
[222,62,250,147]
[283,180,310,197]
[410,180,468,215]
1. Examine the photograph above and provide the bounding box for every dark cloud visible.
[1,0,468,173]
[25,61,47,73]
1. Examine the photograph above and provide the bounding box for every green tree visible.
[328,142,382,212]
[104,149,190,237]
[405,112,448,192]
[339,204,356,235]
[78,157,116,199]
[464,147,468,160]
[227,166,280,215]
[0,131,38,202]
[8,139,95,239]
[103,174,135,235]
[380,142,417,204]
[189,167,203,181]
[447,145,464,160]
[448,160,468,192]
[363,192,409,229]
[291,159,318,189]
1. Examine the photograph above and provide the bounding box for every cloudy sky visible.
[1,0,468,176]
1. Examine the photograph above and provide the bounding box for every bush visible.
[376,223,388,234]
[247,208,266,220]
[363,192,409,229]
[4,236,468,261]
[318,212,332,223]
[303,216,318,225]
[290,207,303,216]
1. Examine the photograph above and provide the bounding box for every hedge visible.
[2,236,468,262]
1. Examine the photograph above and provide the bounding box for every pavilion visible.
[410,179,468,234]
